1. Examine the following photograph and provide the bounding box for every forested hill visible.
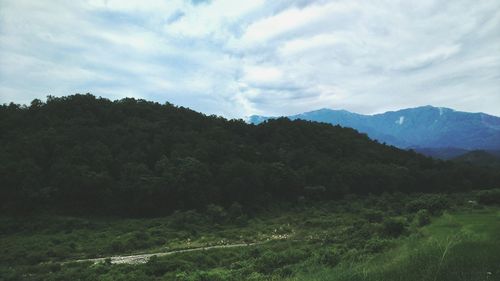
[1,94,498,216]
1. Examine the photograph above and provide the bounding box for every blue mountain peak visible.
[249,106,500,150]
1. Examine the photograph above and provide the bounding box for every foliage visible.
[1,94,499,216]
[415,209,431,226]
[405,194,450,215]
[477,189,500,205]
[381,218,406,237]
[1,193,498,280]
[295,208,500,281]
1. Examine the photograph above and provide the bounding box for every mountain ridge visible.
[249,105,500,152]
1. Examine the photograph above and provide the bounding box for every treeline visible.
[0,94,498,216]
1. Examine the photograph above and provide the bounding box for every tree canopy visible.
[1,94,498,216]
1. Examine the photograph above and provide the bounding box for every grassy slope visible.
[295,208,500,281]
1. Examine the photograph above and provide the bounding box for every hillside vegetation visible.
[1,192,499,280]
[2,94,500,280]
[1,94,499,216]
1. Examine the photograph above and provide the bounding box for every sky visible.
[1,0,499,118]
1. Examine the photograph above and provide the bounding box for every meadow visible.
[1,191,499,281]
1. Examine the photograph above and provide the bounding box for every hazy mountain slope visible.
[412,147,470,160]
[250,106,500,150]
[452,150,500,167]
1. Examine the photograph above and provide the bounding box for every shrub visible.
[170,210,204,229]
[415,209,431,226]
[126,232,152,249]
[47,262,61,272]
[381,218,405,237]
[206,204,227,224]
[109,240,125,252]
[406,194,450,215]
[228,202,243,220]
[363,209,384,223]
[477,189,500,205]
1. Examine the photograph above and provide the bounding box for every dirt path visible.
[70,242,264,265]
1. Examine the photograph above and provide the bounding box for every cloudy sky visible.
[1,0,499,118]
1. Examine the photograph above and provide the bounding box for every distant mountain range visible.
[249,106,500,158]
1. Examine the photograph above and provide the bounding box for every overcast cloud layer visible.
[1,0,499,118]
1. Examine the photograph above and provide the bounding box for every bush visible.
[363,209,384,223]
[109,240,125,252]
[477,189,500,205]
[126,232,152,250]
[228,202,243,218]
[406,194,450,215]
[170,210,205,229]
[47,262,61,272]
[415,209,431,226]
[381,218,405,237]
[206,204,227,224]
[228,202,247,225]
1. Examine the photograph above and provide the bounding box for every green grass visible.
[294,208,500,281]
[1,193,499,281]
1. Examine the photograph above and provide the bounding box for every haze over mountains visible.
[249,106,500,158]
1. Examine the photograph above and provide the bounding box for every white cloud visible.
[1,0,500,118]
[242,65,283,85]
[164,0,264,38]
[391,44,462,71]
[240,6,321,44]
[280,34,345,56]
[236,1,358,48]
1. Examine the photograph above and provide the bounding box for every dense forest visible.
[1,94,498,216]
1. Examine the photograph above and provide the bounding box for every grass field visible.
[1,192,499,281]
[294,208,500,281]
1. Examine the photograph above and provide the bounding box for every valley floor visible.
[1,192,499,281]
